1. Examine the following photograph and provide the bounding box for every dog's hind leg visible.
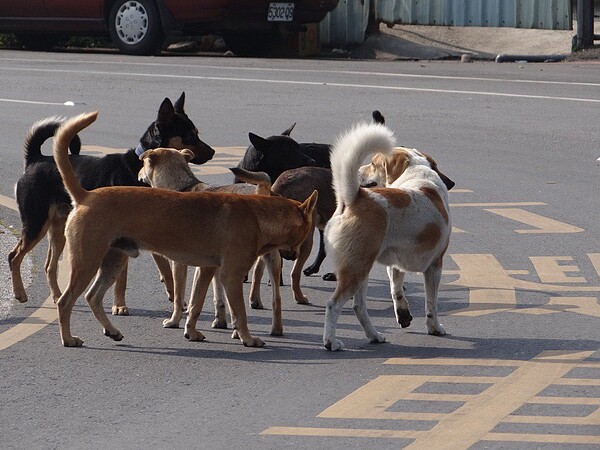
[423,262,446,336]
[249,258,265,310]
[303,229,326,276]
[85,249,129,341]
[323,269,366,351]
[152,253,174,302]
[211,268,228,329]
[163,262,188,328]
[387,266,412,328]
[263,250,283,336]
[353,280,386,344]
[290,227,313,305]
[184,266,218,342]
[8,219,52,303]
[44,216,67,302]
[112,260,129,315]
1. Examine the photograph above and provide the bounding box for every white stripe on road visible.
[1,67,599,104]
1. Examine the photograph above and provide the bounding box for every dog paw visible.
[270,326,283,337]
[103,328,123,341]
[162,318,180,328]
[242,336,265,347]
[369,332,386,344]
[211,317,228,329]
[396,310,413,328]
[303,266,317,276]
[62,336,84,347]
[250,299,264,310]
[231,329,240,339]
[427,321,446,336]
[111,305,129,316]
[324,338,344,351]
[14,291,28,303]
[184,329,206,341]
[322,273,337,282]
[294,295,310,305]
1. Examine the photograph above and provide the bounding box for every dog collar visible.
[135,143,146,157]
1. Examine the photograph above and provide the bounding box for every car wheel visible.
[223,31,280,57]
[108,0,164,55]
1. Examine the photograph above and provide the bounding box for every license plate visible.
[267,2,294,22]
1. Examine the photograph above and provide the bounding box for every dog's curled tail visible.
[229,167,272,195]
[330,122,395,213]
[23,116,82,167]
[53,112,99,204]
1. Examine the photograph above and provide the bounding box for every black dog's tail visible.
[23,116,82,167]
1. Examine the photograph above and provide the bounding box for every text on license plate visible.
[267,2,294,21]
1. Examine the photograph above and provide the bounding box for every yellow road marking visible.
[263,427,423,439]
[485,208,584,233]
[0,193,17,210]
[0,296,57,350]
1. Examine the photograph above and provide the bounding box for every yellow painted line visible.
[262,426,423,439]
[400,351,594,450]
[530,395,600,402]
[0,193,17,211]
[0,296,57,350]
[482,433,600,444]
[485,208,584,233]
[384,357,519,367]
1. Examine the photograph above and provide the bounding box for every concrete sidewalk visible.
[349,20,599,61]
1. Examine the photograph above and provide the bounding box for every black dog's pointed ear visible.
[281,123,296,136]
[372,110,385,124]
[157,98,175,124]
[248,132,271,153]
[174,92,185,113]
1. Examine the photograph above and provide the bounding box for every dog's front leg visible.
[264,250,283,336]
[303,229,326,276]
[387,266,412,328]
[353,281,386,344]
[152,253,174,302]
[112,259,129,315]
[424,263,446,336]
[211,268,228,329]
[290,228,313,304]
[222,270,265,347]
[184,266,217,342]
[163,262,187,328]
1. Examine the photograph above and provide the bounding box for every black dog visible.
[9,92,215,312]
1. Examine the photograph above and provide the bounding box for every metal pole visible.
[575,0,594,49]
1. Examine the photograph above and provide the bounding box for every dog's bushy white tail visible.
[330,122,395,212]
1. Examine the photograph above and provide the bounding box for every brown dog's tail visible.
[53,112,99,205]
[229,167,272,195]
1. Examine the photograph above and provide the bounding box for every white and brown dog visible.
[51,112,317,348]
[323,123,454,351]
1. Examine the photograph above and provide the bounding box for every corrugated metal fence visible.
[320,0,572,45]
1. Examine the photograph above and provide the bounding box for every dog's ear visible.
[139,149,154,162]
[174,92,186,113]
[180,149,195,162]
[384,153,410,185]
[157,98,175,124]
[248,132,271,154]
[300,190,319,220]
[281,123,296,136]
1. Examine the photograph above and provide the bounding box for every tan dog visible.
[137,147,286,335]
[52,112,317,347]
[323,123,453,351]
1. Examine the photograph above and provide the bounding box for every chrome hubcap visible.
[115,1,148,45]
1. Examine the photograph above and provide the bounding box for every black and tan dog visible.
[9,92,215,314]
[52,112,317,348]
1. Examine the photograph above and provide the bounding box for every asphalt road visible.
[1,50,599,449]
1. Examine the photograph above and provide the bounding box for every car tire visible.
[108,0,164,55]
[223,31,280,57]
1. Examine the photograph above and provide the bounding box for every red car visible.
[0,0,339,55]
